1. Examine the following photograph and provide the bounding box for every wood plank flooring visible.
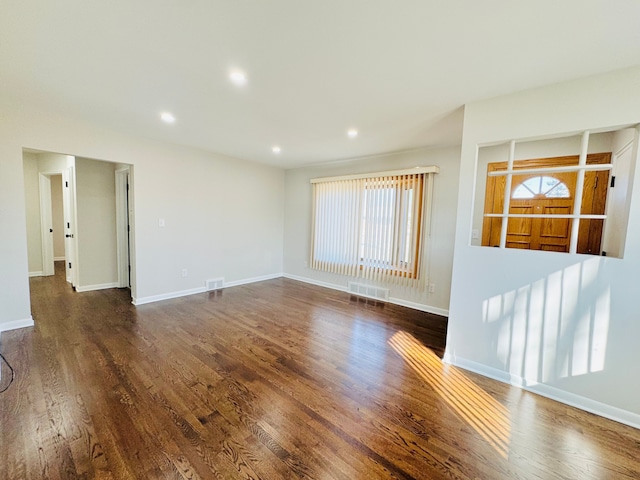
[1,263,640,479]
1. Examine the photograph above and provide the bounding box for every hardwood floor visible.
[2,264,640,479]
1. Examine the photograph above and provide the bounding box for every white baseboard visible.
[528,382,640,430]
[132,286,207,306]
[388,297,449,317]
[29,271,43,277]
[283,273,449,317]
[54,256,65,261]
[75,282,119,293]
[442,353,525,387]
[224,272,283,288]
[131,272,448,318]
[443,353,640,430]
[133,273,285,306]
[283,273,349,292]
[0,316,35,333]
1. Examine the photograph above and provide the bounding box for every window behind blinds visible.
[310,167,438,288]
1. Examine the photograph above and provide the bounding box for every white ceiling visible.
[2,1,640,168]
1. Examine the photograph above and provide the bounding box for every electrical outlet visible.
[428,284,436,293]
[471,229,479,239]
[181,268,188,278]
[304,260,309,267]
[159,218,165,227]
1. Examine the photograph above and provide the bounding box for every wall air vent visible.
[205,277,224,291]
[348,282,389,301]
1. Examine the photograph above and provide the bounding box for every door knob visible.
[65,234,74,238]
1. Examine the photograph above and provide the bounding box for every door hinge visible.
[610,176,616,188]
[67,222,70,228]
[602,251,607,257]
[68,262,72,269]
[126,183,130,192]
[65,181,69,187]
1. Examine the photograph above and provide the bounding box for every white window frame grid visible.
[483,131,614,254]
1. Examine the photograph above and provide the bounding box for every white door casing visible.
[115,167,131,288]
[63,166,79,287]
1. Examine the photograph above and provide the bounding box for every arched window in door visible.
[481,153,611,255]
[512,176,570,199]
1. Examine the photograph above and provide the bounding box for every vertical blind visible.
[310,167,438,287]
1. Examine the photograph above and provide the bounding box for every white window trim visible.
[487,163,612,177]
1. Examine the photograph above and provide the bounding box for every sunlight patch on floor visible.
[389,331,511,458]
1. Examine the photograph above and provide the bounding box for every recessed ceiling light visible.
[229,70,248,86]
[160,112,175,123]
[347,129,358,138]
[272,146,281,154]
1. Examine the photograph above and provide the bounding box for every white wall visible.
[23,153,42,275]
[0,100,284,329]
[37,152,74,174]
[1,142,32,330]
[447,65,640,427]
[75,157,117,289]
[283,146,460,315]
[133,145,284,303]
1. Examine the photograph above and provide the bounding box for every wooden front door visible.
[482,153,610,255]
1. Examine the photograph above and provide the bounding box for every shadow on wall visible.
[482,257,611,386]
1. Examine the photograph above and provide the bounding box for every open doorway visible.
[50,175,65,263]
[23,150,135,297]
[23,152,75,278]
[37,173,64,276]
